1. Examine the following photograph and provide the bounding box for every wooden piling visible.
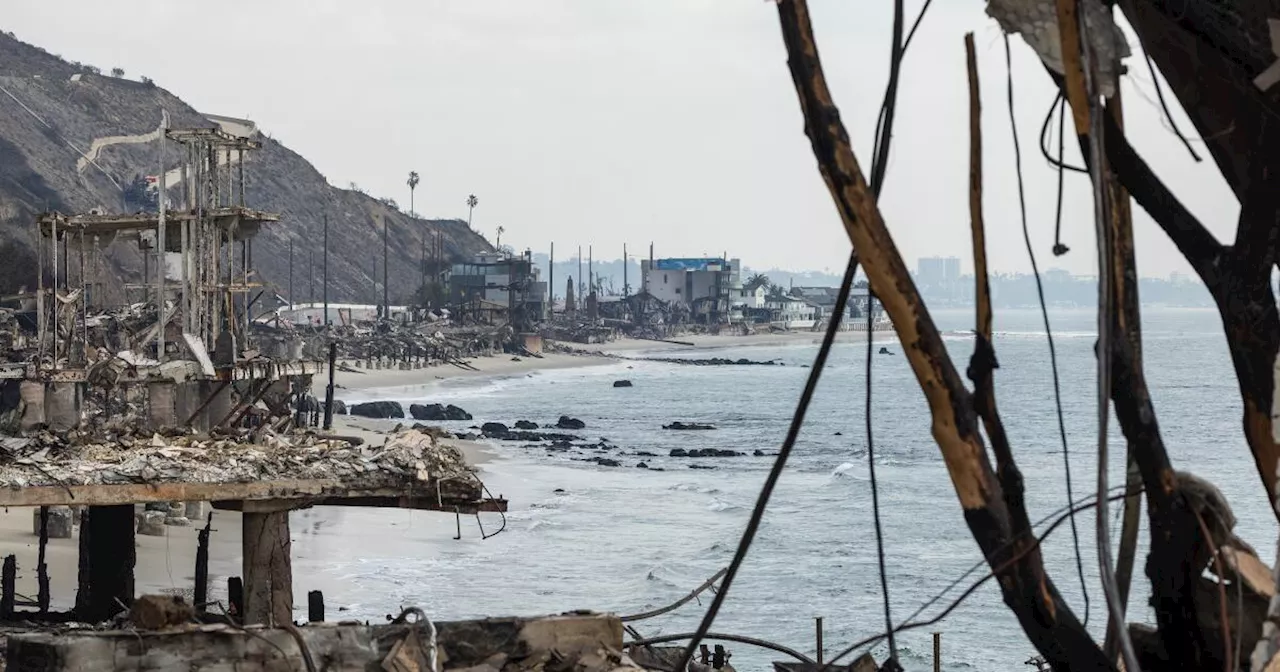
[194,513,212,614]
[36,506,49,613]
[75,505,136,622]
[227,577,244,624]
[308,590,324,623]
[2,555,15,619]
[933,632,941,672]
[242,510,292,626]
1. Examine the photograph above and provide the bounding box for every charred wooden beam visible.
[2,555,15,620]
[774,4,1110,668]
[194,513,211,614]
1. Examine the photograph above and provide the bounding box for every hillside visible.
[0,30,492,304]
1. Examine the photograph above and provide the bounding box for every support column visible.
[241,509,292,626]
[75,505,135,622]
[148,380,177,430]
[19,380,44,431]
[44,382,80,431]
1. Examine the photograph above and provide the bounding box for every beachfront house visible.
[640,256,743,324]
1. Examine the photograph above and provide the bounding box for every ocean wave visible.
[706,498,741,512]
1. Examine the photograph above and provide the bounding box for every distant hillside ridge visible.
[0,29,492,303]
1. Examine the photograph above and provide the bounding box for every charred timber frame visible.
[774,3,1110,668]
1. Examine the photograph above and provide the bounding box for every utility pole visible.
[588,245,593,297]
[549,242,555,313]
[623,243,628,297]
[577,246,583,304]
[382,215,389,318]
[322,213,329,329]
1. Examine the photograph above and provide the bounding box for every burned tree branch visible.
[1046,69,1280,522]
[774,4,1110,668]
[963,32,1028,542]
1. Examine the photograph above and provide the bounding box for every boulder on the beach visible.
[410,403,473,421]
[555,415,586,430]
[663,421,716,431]
[481,422,509,436]
[594,457,621,467]
[669,448,688,458]
[349,401,404,419]
[330,400,348,415]
[613,380,633,388]
[514,420,539,430]
[136,511,167,536]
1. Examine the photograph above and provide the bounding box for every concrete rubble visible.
[0,428,471,488]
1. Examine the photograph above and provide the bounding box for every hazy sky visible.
[7,1,1238,277]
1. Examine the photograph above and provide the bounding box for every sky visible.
[4,1,1240,278]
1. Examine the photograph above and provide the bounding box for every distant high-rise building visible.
[917,256,961,288]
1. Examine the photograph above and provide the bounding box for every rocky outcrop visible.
[663,421,716,430]
[349,401,405,419]
[330,400,348,415]
[555,416,586,430]
[410,403,472,421]
[669,448,742,458]
[514,420,539,430]
[612,380,633,388]
[481,422,509,436]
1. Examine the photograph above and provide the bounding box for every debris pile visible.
[0,428,471,488]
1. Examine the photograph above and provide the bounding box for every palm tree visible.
[466,194,478,227]
[495,225,505,247]
[407,171,420,216]
[746,272,769,291]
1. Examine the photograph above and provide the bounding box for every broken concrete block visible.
[137,511,166,536]
[31,507,73,539]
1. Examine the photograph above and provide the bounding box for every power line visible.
[675,3,930,670]
[1004,37,1091,628]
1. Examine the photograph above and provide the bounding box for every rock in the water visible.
[409,403,472,421]
[31,506,73,539]
[753,449,766,457]
[556,415,586,430]
[613,380,633,388]
[594,458,621,467]
[663,421,716,431]
[481,422,510,436]
[669,448,742,458]
[636,462,649,469]
[137,511,167,536]
[350,401,405,419]
[514,420,539,430]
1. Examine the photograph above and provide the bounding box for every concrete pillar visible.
[242,510,292,626]
[44,382,80,431]
[19,380,45,431]
[148,381,177,430]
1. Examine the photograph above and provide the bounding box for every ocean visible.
[267,307,1274,671]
